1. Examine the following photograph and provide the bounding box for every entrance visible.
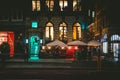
[29,36,40,60]
[111,43,120,61]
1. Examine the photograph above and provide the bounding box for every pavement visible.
[0,58,98,70]
[0,57,120,72]
[0,57,120,80]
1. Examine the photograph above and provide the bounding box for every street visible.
[0,58,120,80]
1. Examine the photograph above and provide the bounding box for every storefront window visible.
[102,42,108,53]
[32,0,40,11]
[59,22,67,40]
[110,34,120,61]
[111,34,120,41]
[45,22,54,41]
[73,22,81,40]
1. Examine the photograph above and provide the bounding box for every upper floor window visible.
[11,10,23,22]
[0,11,9,21]
[73,22,81,40]
[73,0,81,11]
[59,22,67,41]
[59,0,68,11]
[46,0,54,11]
[32,0,40,11]
[92,11,95,18]
[45,22,54,41]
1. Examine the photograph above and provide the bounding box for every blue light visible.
[82,24,85,30]
[29,56,39,60]
[32,22,38,28]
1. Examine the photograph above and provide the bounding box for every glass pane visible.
[73,0,77,11]
[46,22,54,40]
[50,27,54,40]
[32,1,36,11]
[46,27,49,38]
[37,1,40,11]
[46,0,54,11]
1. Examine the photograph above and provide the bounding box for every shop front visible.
[110,34,120,61]
[29,35,40,60]
[0,32,14,57]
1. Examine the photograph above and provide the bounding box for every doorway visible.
[29,36,40,60]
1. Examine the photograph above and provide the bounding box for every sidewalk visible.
[0,58,98,71]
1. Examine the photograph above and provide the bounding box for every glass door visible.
[29,36,40,60]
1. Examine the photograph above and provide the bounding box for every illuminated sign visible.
[32,22,38,28]
[0,32,14,56]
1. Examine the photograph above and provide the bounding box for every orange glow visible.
[48,46,51,49]
[42,46,45,49]
[61,47,65,49]
[74,46,78,50]
[68,46,72,50]
[73,27,76,39]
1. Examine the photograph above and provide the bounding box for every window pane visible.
[77,26,81,38]
[46,0,54,11]
[73,0,81,11]
[46,27,49,38]
[73,27,77,39]
[37,1,40,11]
[45,22,54,41]
[32,1,36,11]
[59,0,68,11]
[73,0,77,11]
[32,0,40,11]
[73,23,81,40]
[59,22,67,40]
[50,27,54,40]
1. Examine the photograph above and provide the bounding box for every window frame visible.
[32,0,40,11]
[73,22,82,40]
[45,22,54,41]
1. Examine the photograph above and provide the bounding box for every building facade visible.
[89,0,120,60]
[0,0,95,58]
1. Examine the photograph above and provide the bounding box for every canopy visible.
[87,40,101,46]
[46,40,67,47]
[67,40,87,46]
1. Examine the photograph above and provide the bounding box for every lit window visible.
[32,0,40,11]
[45,22,54,41]
[46,0,54,11]
[59,22,67,40]
[11,10,23,21]
[73,23,81,40]
[111,34,120,41]
[73,0,81,11]
[59,0,68,11]
[88,9,91,16]
[92,11,95,18]
[32,22,38,28]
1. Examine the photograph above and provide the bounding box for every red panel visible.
[7,32,14,57]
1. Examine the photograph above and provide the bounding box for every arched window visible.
[32,0,40,11]
[46,0,54,11]
[59,22,67,41]
[73,22,81,40]
[111,34,120,41]
[59,0,68,11]
[45,22,54,41]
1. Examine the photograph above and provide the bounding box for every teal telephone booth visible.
[29,36,40,60]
